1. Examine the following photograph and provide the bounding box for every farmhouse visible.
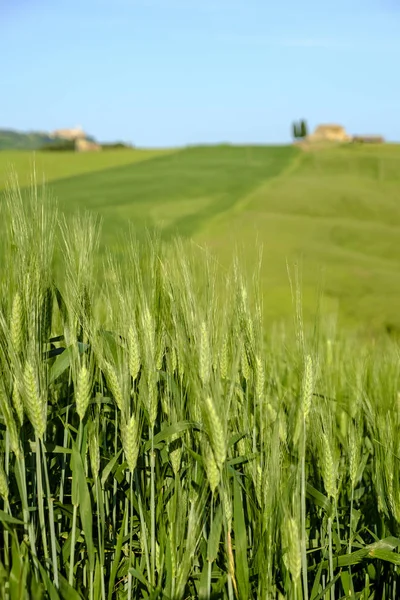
[50,126,86,141]
[307,124,351,143]
[75,138,101,152]
[50,125,101,152]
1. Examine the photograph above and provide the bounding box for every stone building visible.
[51,126,86,141]
[75,138,101,152]
[307,124,352,143]
[50,126,101,151]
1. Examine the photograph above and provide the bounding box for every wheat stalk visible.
[255,356,265,400]
[88,421,100,481]
[321,433,337,501]
[302,355,313,421]
[12,379,24,427]
[104,361,124,412]
[241,341,251,381]
[220,337,228,380]
[23,361,46,439]
[0,459,8,501]
[75,362,92,421]
[283,517,301,584]
[10,291,24,354]
[202,441,220,493]
[128,324,141,382]
[199,321,210,386]
[203,396,226,471]
[147,373,158,428]
[121,414,140,473]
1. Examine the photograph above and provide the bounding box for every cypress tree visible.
[300,120,308,138]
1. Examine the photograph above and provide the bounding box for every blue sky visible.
[1,0,399,146]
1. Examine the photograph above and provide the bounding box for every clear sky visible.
[1,0,399,147]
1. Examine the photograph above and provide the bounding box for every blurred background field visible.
[2,142,400,335]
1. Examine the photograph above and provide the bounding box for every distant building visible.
[75,138,101,152]
[50,126,101,151]
[307,124,352,143]
[352,135,385,144]
[51,126,86,141]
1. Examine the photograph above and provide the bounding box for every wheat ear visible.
[75,363,92,421]
[203,396,226,471]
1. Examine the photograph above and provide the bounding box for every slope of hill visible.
[0,128,59,150]
[1,143,400,333]
[199,144,400,331]
[0,127,128,151]
[46,145,297,237]
[0,148,175,189]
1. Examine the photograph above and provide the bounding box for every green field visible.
[0,148,173,188]
[1,143,400,333]
[1,159,400,598]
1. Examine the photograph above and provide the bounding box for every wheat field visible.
[0,176,399,599]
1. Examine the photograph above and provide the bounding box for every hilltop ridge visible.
[0,127,131,151]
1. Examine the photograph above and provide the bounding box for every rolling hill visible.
[0,128,61,151]
[1,143,400,334]
[0,148,174,188]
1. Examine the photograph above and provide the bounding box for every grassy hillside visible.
[0,128,101,151]
[46,145,296,240]
[0,148,174,189]
[0,129,59,150]
[1,143,400,333]
[200,144,400,331]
